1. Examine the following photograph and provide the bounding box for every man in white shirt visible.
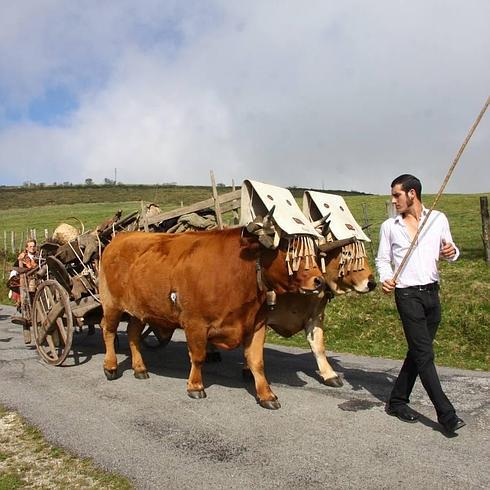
[376,174,465,434]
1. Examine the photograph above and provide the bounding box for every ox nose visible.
[314,276,325,290]
[367,277,377,291]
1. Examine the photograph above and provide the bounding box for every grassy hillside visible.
[0,185,219,210]
[0,186,488,370]
[0,184,368,210]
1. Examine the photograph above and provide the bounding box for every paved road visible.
[0,304,488,489]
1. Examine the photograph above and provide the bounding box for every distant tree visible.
[22,181,30,187]
[52,182,57,186]
[217,183,225,187]
[38,182,45,187]
[103,177,115,185]
[85,178,94,186]
[63,181,72,186]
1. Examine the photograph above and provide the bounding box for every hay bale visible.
[51,223,80,245]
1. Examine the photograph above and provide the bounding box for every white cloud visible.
[0,0,488,193]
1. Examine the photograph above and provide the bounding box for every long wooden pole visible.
[393,96,489,282]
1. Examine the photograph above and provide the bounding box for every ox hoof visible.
[323,376,343,388]
[134,371,150,380]
[205,351,222,363]
[259,399,281,410]
[188,390,207,399]
[104,368,119,381]
[242,368,254,381]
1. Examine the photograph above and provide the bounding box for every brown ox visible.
[99,226,324,409]
[246,237,376,387]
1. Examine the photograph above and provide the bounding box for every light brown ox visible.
[245,237,376,387]
[98,225,324,409]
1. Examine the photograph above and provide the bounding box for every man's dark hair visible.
[391,174,422,200]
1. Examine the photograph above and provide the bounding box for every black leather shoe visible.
[386,404,419,423]
[439,416,466,433]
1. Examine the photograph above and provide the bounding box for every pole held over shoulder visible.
[392,95,490,283]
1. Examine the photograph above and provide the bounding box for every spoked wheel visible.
[32,280,74,365]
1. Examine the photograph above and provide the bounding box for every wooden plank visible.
[146,189,241,226]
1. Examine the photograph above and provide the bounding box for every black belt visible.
[403,282,439,291]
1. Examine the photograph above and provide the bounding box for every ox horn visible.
[318,236,357,253]
[262,206,280,249]
[264,205,276,222]
[312,213,331,235]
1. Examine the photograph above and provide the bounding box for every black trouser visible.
[390,285,455,423]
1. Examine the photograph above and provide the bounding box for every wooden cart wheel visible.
[32,280,74,365]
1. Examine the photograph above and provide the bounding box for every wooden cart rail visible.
[144,189,241,228]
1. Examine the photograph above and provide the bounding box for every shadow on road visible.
[62,327,397,407]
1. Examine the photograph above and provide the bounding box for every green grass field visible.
[1,186,488,370]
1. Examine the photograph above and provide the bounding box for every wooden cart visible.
[11,188,241,365]
[11,211,140,364]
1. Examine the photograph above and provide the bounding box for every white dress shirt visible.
[375,207,459,288]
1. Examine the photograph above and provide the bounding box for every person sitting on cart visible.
[8,239,39,308]
[18,239,38,270]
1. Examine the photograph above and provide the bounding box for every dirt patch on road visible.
[0,406,133,489]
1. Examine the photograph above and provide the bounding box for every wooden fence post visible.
[2,231,6,280]
[210,170,224,230]
[385,200,396,219]
[11,231,15,254]
[231,179,239,225]
[481,196,490,264]
[361,203,375,261]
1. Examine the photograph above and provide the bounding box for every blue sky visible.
[0,0,488,193]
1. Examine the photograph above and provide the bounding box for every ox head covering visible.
[241,180,320,275]
[303,191,370,242]
[241,180,321,238]
[303,191,370,276]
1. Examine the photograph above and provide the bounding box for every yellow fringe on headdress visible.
[285,236,317,276]
[338,241,367,277]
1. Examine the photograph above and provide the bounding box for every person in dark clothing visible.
[376,174,465,434]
